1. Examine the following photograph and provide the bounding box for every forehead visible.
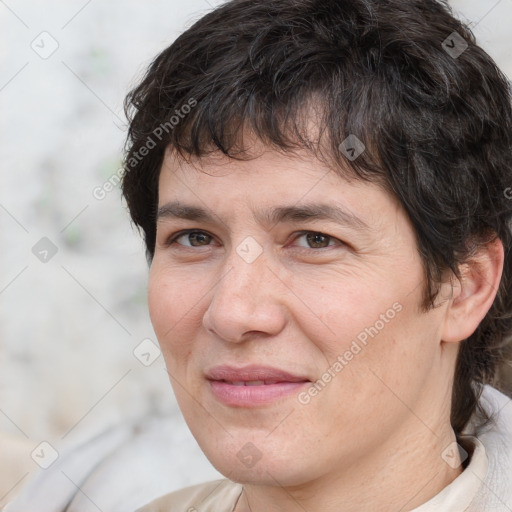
[158,145,399,216]
[155,147,410,250]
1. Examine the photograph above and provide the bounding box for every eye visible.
[167,230,214,247]
[292,231,344,250]
[164,229,344,251]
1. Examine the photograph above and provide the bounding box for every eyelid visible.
[292,230,345,249]
[164,229,216,247]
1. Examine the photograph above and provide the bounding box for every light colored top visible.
[136,479,243,512]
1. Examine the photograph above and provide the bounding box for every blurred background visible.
[1,0,511,508]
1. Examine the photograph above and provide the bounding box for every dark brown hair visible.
[122,0,512,439]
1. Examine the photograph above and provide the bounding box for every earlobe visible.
[441,237,504,344]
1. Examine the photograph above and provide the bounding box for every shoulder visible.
[135,479,243,512]
[466,385,512,510]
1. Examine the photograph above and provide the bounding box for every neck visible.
[234,419,462,512]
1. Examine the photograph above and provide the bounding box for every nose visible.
[202,245,287,344]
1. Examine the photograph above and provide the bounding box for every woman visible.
[4,1,512,511]
[120,0,512,510]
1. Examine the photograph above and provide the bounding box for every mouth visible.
[220,380,293,386]
[205,365,311,407]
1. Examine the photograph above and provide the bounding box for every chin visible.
[197,437,317,487]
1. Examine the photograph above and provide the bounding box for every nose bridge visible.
[203,240,285,342]
[218,234,271,299]
[214,242,270,313]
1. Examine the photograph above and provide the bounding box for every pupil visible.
[191,232,209,245]
[308,233,328,248]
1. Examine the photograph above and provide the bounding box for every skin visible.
[148,139,503,512]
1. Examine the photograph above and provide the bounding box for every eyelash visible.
[164,229,345,252]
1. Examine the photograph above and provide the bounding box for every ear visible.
[441,236,504,343]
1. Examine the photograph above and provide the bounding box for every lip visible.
[206,365,311,407]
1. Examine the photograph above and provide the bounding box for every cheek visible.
[148,273,175,336]
[294,269,432,414]
[290,268,400,357]
[147,266,201,358]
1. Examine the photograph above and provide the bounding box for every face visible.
[148,142,454,487]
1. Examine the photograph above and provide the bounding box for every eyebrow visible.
[157,200,371,231]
